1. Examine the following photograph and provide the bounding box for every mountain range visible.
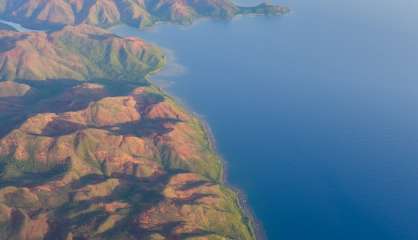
[0,0,288,29]
[0,0,288,239]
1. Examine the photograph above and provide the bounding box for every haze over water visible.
[112,0,418,239]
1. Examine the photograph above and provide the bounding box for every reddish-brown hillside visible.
[0,21,255,238]
[0,24,164,82]
[0,0,288,28]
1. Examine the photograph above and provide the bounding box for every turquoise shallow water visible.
[112,0,418,239]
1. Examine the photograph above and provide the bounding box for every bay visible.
[113,0,418,239]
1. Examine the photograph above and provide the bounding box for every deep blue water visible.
[112,0,418,239]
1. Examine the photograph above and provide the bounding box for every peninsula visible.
[0,1,287,239]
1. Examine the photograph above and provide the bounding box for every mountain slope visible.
[0,24,255,239]
[0,82,253,240]
[0,0,289,29]
[0,24,164,82]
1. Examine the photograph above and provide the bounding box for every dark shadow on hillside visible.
[0,78,148,138]
[0,160,71,188]
[74,0,98,25]
[133,91,165,113]
[47,172,172,240]
[111,118,180,138]
[39,119,86,137]
[0,35,28,52]
[0,79,81,138]
[70,174,108,189]
[89,79,150,97]
[34,117,181,139]
[178,180,214,191]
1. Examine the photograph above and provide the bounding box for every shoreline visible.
[200,119,267,240]
[0,7,288,239]
[147,54,266,240]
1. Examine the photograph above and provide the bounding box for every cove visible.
[112,0,418,239]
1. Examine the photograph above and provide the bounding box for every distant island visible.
[0,0,287,239]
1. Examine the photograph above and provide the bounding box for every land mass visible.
[0,0,288,239]
[0,25,254,240]
[0,0,288,29]
[0,24,163,82]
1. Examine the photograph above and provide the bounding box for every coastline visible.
[147,53,266,240]
[200,119,267,240]
[0,15,272,239]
